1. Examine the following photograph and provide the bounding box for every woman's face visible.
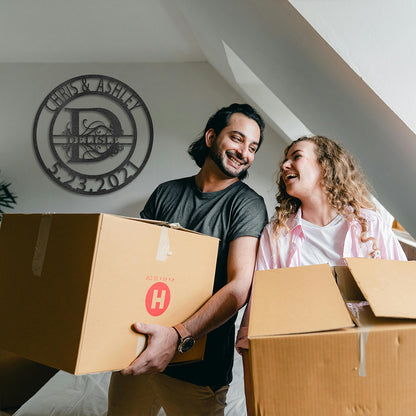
[281,140,324,201]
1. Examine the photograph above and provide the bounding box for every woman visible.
[236,135,406,415]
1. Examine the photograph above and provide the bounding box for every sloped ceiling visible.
[175,0,416,238]
[290,0,416,135]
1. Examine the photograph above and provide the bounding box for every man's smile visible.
[226,151,247,167]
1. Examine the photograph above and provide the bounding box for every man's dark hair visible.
[187,103,265,179]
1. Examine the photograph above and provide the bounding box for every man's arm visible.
[121,235,259,376]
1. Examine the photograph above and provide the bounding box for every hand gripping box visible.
[0,213,218,375]
[248,258,416,416]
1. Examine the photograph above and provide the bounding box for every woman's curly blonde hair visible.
[273,135,378,251]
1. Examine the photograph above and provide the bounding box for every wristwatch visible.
[173,323,195,353]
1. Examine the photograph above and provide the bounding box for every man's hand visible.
[120,323,178,376]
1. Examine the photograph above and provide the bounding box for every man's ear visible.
[205,128,216,148]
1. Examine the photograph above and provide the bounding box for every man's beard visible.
[209,144,249,179]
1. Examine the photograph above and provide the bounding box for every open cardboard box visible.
[0,213,218,375]
[248,258,416,416]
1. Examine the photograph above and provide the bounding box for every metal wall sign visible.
[33,74,153,195]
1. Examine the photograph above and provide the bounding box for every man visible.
[108,103,268,416]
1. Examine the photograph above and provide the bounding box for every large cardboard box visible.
[0,213,218,375]
[248,258,416,416]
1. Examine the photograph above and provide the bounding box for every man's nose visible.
[237,144,250,160]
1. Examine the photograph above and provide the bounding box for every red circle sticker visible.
[145,282,171,316]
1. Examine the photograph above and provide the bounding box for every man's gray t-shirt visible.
[140,176,268,388]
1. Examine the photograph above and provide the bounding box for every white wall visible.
[289,0,416,135]
[0,63,285,219]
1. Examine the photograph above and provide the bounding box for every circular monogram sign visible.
[33,74,153,195]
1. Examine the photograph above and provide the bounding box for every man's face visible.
[207,113,261,178]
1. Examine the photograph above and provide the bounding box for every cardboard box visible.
[0,350,57,410]
[248,258,416,416]
[0,213,218,375]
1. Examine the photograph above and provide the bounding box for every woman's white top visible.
[300,214,348,266]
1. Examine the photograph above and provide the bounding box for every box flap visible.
[345,258,416,319]
[248,264,354,338]
[121,216,209,236]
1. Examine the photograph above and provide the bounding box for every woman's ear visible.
[205,128,216,148]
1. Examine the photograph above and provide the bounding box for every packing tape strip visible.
[156,226,172,261]
[347,302,373,377]
[358,326,370,377]
[32,214,53,277]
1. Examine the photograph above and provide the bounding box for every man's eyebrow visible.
[230,129,246,137]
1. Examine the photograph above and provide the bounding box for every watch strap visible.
[173,323,191,341]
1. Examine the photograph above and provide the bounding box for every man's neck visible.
[194,164,239,193]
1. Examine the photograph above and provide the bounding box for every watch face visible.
[179,336,195,353]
